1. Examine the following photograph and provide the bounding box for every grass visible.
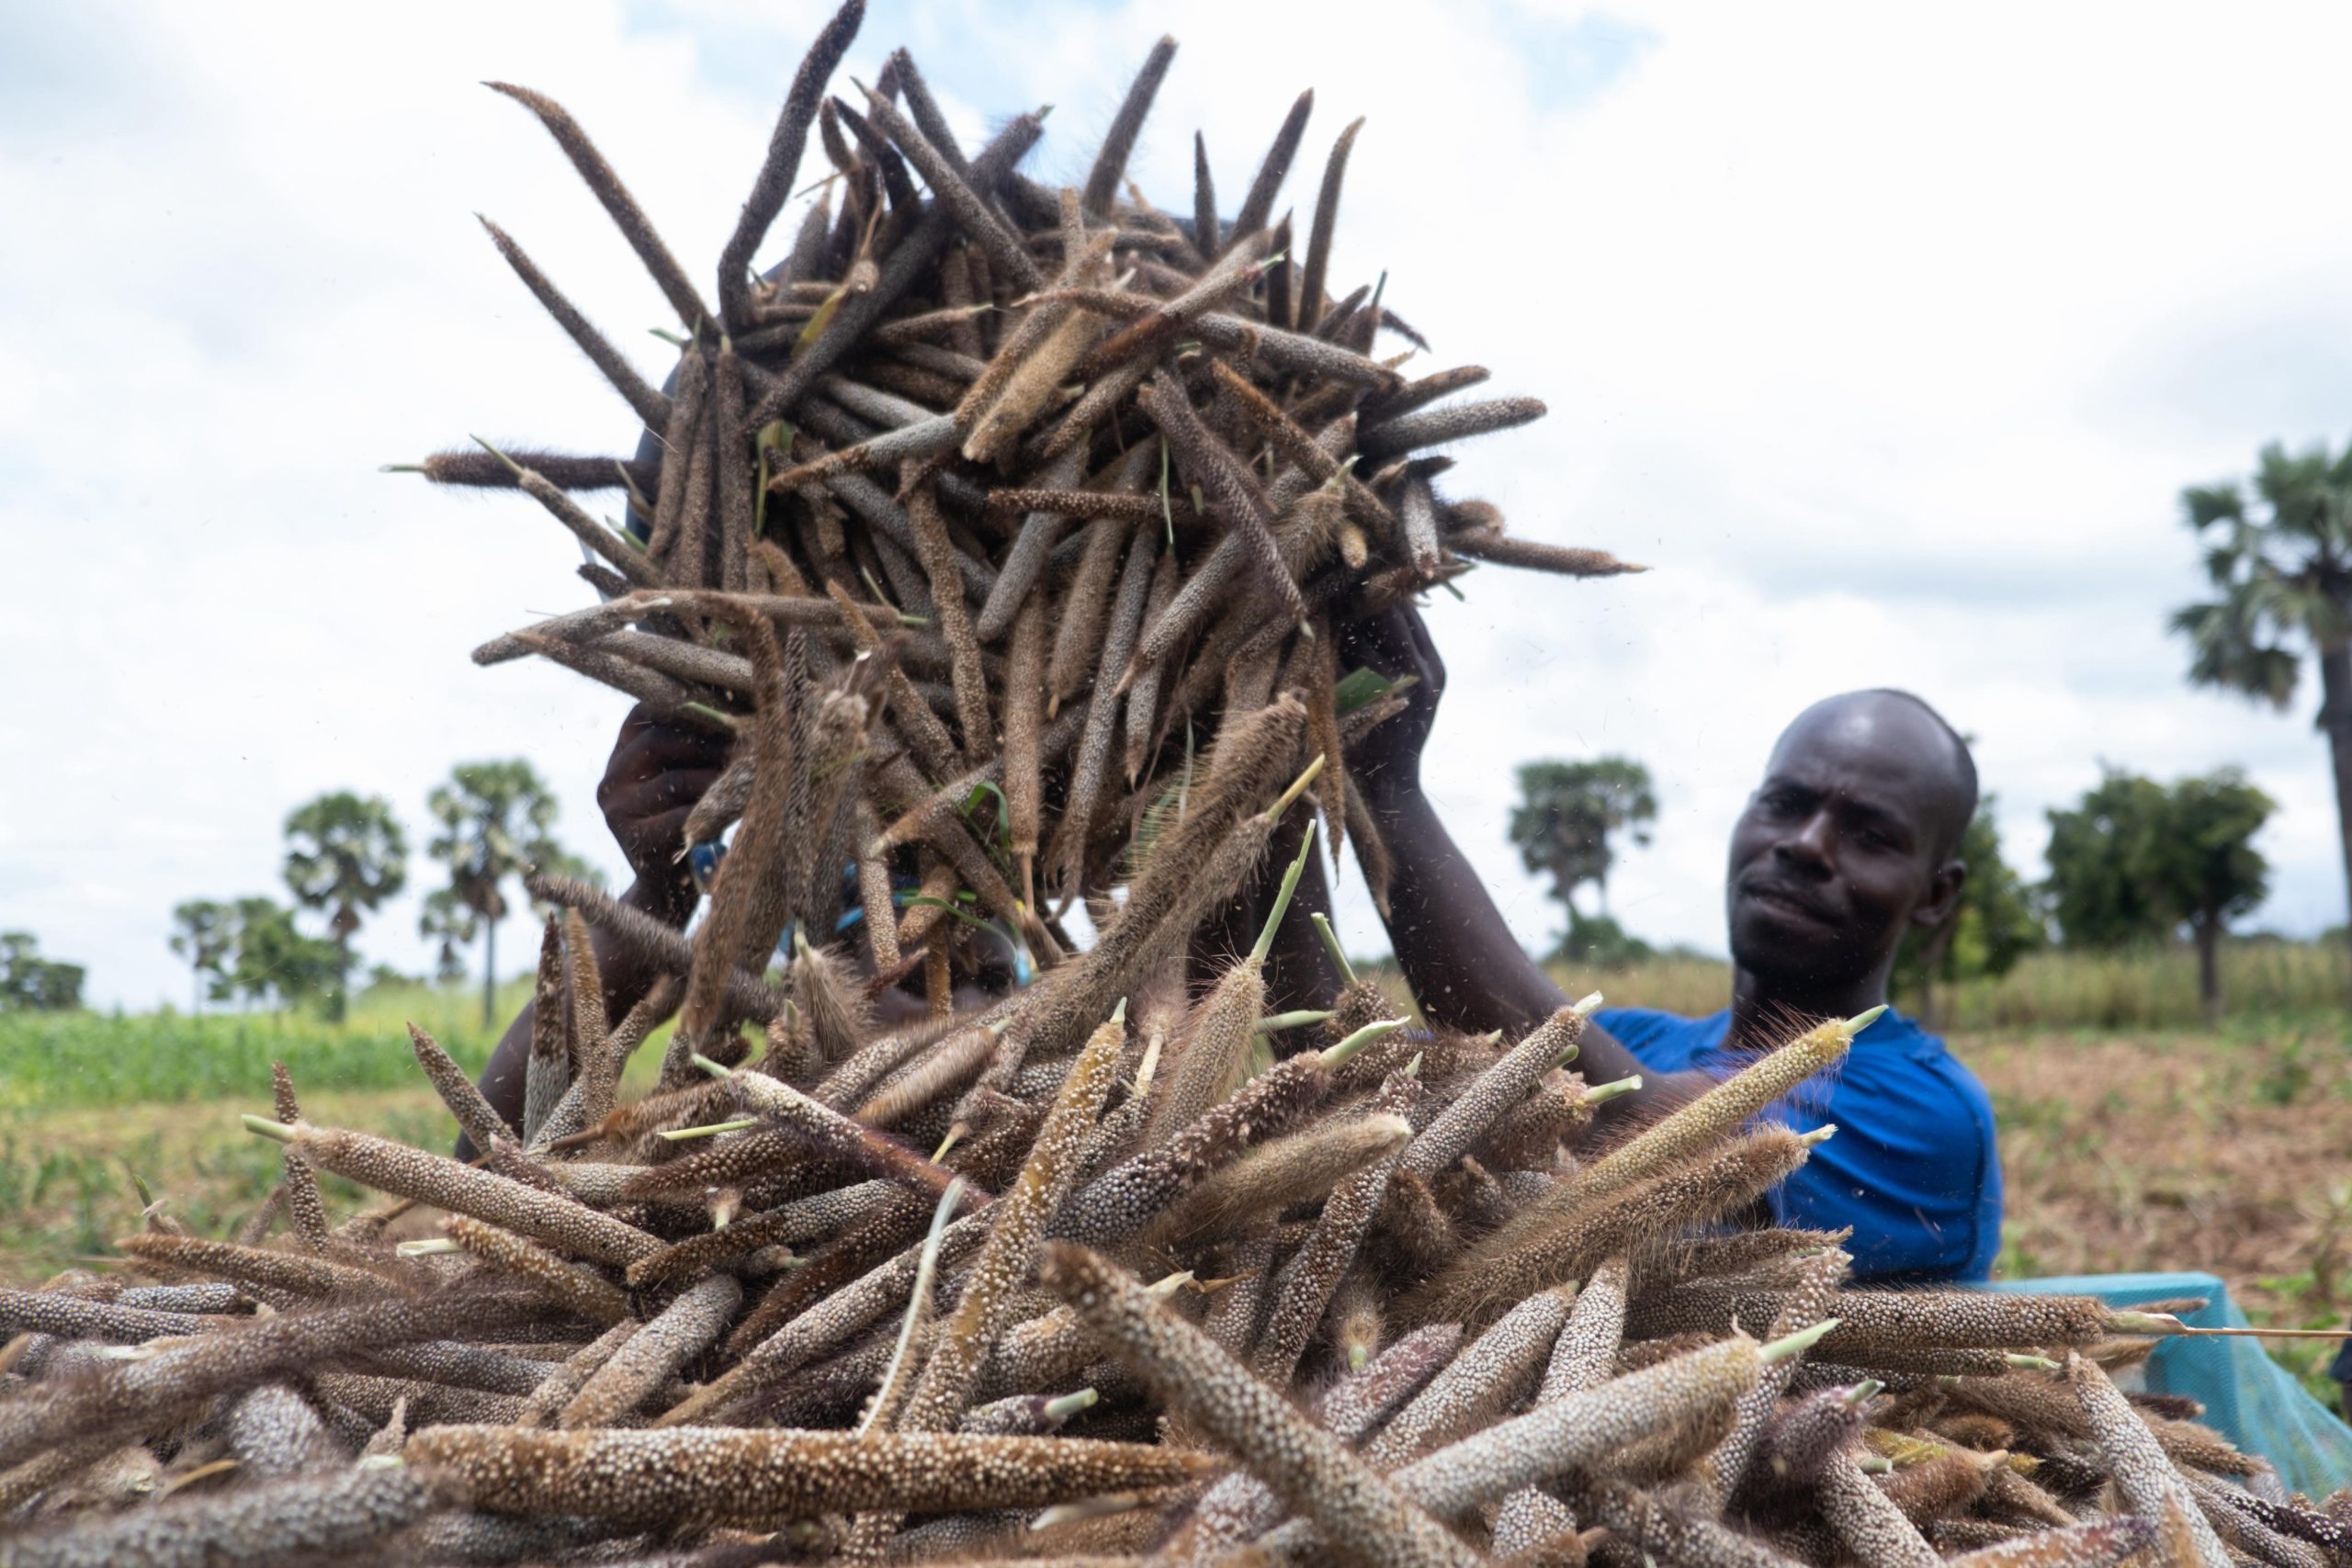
[1928,939,2350,1032]
[1529,934,2348,1034]
[0,1090,454,1284]
[0,977,532,1112]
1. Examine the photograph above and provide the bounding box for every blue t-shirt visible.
[1593,1006,2002,1282]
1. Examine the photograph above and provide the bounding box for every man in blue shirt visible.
[1330,604,2003,1281]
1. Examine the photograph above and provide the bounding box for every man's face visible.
[1724,695,1964,993]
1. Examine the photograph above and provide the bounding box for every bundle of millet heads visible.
[412,1,1634,966]
[12,8,2352,1567]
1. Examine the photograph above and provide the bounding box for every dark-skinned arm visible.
[469,705,727,1149]
[1338,604,1693,1111]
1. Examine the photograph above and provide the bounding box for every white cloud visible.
[6,0,2350,1009]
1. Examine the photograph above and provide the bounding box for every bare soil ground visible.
[1955,1020,2352,1399]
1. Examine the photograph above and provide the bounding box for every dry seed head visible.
[1877,1450,1997,1525]
[717,0,865,332]
[1944,1518,2158,1568]
[405,1424,1214,1529]
[246,1118,659,1268]
[443,1215,632,1325]
[1401,1001,1588,1179]
[897,1005,1128,1435]
[2064,1352,2231,1568]
[1567,1476,1800,1568]
[1148,1111,1408,1251]
[1478,1009,1866,1271]
[958,1386,1097,1436]
[1492,1491,1587,1564]
[1039,1243,1481,1568]
[220,1382,342,1479]
[664,1206,991,1424]
[1450,531,1645,579]
[1395,1327,1819,1522]
[1818,1451,1944,1568]
[1252,1072,1419,1383]
[1056,1049,1331,1246]
[1229,88,1314,244]
[701,1055,967,1207]
[108,1233,391,1303]
[0,1462,437,1568]
[1081,35,1178,216]
[852,1018,1004,1127]
[0,1288,215,1346]
[1419,1124,1818,1325]
[411,1021,514,1156]
[1297,116,1364,330]
[1736,1380,1878,1506]
[523,917,572,1144]
[1364,1287,1571,1469]
[0,1286,541,1472]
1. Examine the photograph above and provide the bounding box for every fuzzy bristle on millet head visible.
[1412,1124,1826,1327]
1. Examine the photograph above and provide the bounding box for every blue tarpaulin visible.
[1988,1271,2352,1499]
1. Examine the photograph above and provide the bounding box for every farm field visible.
[3,957,2346,1404]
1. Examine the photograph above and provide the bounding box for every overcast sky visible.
[8,0,2352,1010]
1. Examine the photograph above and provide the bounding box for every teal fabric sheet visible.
[1987,1271,2352,1498]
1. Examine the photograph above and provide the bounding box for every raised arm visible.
[1338,605,1663,1098]
[471,705,726,1145]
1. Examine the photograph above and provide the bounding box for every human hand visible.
[595,705,731,916]
[1336,601,1445,805]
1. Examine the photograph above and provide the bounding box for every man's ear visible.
[1910,859,1967,931]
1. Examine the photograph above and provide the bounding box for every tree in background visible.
[281,791,407,1021]
[167,898,235,1015]
[419,888,478,988]
[426,760,584,1026]
[2170,439,2352,968]
[219,897,344,1014]
[2043,770,2173,949]
[0,932,85,1012]
[1508,758,1658,962]
[2044,767,2275,1021]
[1891,797,2044,1028]
[2148,771,2275,1022]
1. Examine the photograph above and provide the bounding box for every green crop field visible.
[0,979,523,1113]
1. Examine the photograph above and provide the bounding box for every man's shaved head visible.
[1786,691,1978,858]
[1724,690,1978,1006]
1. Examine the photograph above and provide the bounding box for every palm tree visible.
[425,761,578,1026]
[2170,438,2352,965]
[282,792,407,1017]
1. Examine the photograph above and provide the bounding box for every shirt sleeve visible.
[1766,1045,1999,1282]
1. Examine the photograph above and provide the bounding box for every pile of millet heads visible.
[8,8,2352,1568]
[6,981,2342,1568]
